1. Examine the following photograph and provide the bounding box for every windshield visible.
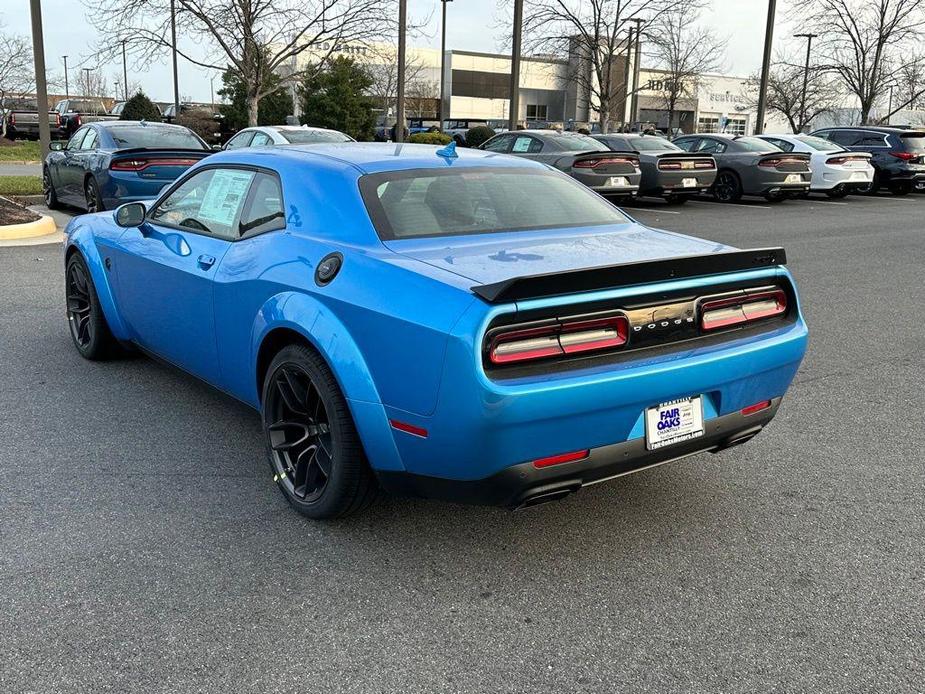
[280,129,352,144]
[107,125,207,150]
[550,134,610,152]
[628,137,680,151]
[735,137,781,152]
[69,100,108,114]
[796,135,842,151]
[360,167,630,240]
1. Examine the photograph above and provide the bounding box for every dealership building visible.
[299,41,788,133]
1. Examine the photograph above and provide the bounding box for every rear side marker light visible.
[389,420,428,438]
[700,289,787,331]
[741,400,772,416]
[532,449,589,468]
[489,316,628,365]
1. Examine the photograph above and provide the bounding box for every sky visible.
[3,0,796,103]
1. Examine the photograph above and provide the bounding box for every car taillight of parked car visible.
[826,155,868,166]
[699,288,787,332]
[889,151,918,161]
[757,157,807,169]
[488,315,629,365]
[574,156,639,170]
[658,159,715,171]
[110,158,198,171]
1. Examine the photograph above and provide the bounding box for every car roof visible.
[816,125,910,134]
[95,120,191,130]
[208,142,548,175]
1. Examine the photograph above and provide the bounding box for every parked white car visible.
[223,125,354,149]
[757,134,875,198]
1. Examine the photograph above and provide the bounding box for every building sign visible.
[313,42,369,56]
[707,91,745,108]
[643,78,682,94]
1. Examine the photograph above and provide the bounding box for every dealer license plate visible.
[645,396,705,451]
[607,176,629,187]
[681,177,697,188]
[785,174,803,184]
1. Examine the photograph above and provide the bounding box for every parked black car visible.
[478,130,641,200]
[809,126,925,195]
[672,134,811,202]
[53,99,117,137]
[593,133,716,204]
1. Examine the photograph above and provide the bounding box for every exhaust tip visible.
[513,484,580,510]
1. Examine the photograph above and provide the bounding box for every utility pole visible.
[439,0,452,128]
[82,67,92,97]
[395,0,407,142]
[755,0,777,135]
[887,85,894,124]
[508,0,523,130]
[630,18,644,126]
[121,39,129,100]
[170,0,180,113]
[794,33,817,132]
[29,0,51,158]
[63,55,69,99]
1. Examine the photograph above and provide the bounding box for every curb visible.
[0,213,57,240]
[0,160,41,165]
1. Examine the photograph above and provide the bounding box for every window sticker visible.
[197,170,255,227]
[512,137,532,153]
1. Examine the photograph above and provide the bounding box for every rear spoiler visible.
[111,147,212,156]
[470,247,787,304]
[654,151,714,159]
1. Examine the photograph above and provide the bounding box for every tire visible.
[712,170,742,202]
[85,177,104,213]
[665,195,689,205]
[890,182,912,196]
[65,253,118,360]
[764,192,786,203]
[825,188,849,199]
[261,344,377,519]
[43,167,60,209]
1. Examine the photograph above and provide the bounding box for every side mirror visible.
[114,202,146,227]
[49,141,65,151]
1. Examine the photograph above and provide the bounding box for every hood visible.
[383,221,732,286]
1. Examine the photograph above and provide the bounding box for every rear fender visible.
[252,291,405,473]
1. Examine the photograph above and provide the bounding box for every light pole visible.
[121,39,129,100]
[29,0,51,157]
[755,0,777,134]
[887,84,894,124]
[170,0,180,114]
[508,0,523,130]
[630,18,644,127]
[82,67,93,97]
[438,0,453,129]
[794,32,818,132]
[62,55,69,99]
[395,0,407,142]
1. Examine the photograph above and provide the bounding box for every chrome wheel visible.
[265,363,334,503]
[66,260,93,348]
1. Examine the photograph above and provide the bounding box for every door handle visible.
[197,254,216,270]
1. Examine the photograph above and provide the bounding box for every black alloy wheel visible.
[262,344,377,519]
[85,178,104,213]
[712,171,742,203]
[65,253,116,360]
[43,168,60,209]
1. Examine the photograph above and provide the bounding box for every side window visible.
[860,132,888,147]
[66,127,88,150]
[79,129,98,150]
[481,134,514,152]
[829,130,858,147]
[697,138,726,154]
[149,168,255,241]
[511,135,541,153]
[768,138,793,152]
[673,138,695,152]
[249,132,272,147]
[225,131,254,150]
[240,173,285,236]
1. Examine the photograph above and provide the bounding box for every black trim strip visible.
[471,247,788,304]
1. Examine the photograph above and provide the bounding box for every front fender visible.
[65,219,131,341]
[251,291,405,474]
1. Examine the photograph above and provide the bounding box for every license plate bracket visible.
[644,396,705,451]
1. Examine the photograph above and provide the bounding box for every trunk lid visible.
[109,148,211,180]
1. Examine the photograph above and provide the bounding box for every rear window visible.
[899,133,925,151]
[796,135,842,151]
[628,137,680,151]
[279,129,352,144]
[360,167,630,240]
[735,137,780,152]
[107,126,207,150]
[548,134,610,152]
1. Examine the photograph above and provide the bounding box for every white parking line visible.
[812,200,850,205]
[873,196,918,202]
[687,200,773,210]
[626,207,682,215]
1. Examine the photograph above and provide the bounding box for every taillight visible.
[700,289,787,331]
[659,160,682,170]
[758,157,806,169]
[74,115,81,126]
[574,156,639,169]
[54,113,60,126]
[889,151,916,161]
[9,113,14,125]
[489,315,628,365]
[110,158,197,171]
[694,160,715,169]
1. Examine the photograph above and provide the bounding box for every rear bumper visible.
[644,170,717,196]
[573,170,642,195]
[379,398,781,507]
[100,173,179,208]
[812,168,875,191]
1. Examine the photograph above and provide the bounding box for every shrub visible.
[119,91,163,122]
[177,110,221,144]
[464,125,495,148]
[409,131,452,145]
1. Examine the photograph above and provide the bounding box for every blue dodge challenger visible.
[63,143,808,518]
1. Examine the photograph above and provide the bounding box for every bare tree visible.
[646,3,725,133]
[366,47,427,120]
[0,25,35,105]
[892,55,925,114]
[83,0,395,126]
[743,53,841,132]
[800,0,925,124]
[517,0,681,133]
[406,79,440,118]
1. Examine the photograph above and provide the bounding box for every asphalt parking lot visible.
[2,193,923,693]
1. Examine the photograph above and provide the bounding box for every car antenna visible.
[436,141,458,159]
